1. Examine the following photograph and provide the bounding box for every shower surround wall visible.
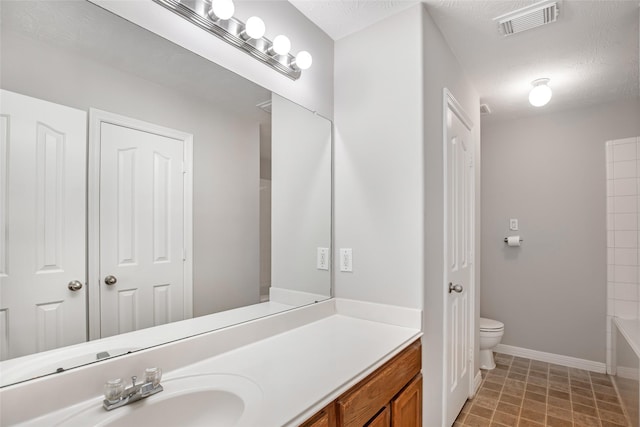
[605,136,640,372]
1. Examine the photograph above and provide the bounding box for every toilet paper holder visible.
[503,237,523,243]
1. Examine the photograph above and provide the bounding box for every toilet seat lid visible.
[480,317,504,331]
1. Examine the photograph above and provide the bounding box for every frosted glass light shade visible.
[272,35,291,55]
[245,16,265,39]
[529,79,552,107]
[211,0,234,20]
[294,51,313,70]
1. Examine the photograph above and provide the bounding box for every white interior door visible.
[444,91,475,426]
[97,117,188,338]
[0,90,87,360]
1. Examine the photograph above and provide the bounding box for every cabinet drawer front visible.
[338,340,421,427]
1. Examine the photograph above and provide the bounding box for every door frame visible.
[442,88,476,424]
[87,109,193,340]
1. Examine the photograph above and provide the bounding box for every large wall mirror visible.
[0,0,332,387]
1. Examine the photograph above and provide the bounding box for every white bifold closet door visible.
[0,89,87,360]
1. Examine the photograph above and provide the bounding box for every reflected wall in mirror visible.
[0,0,331,387]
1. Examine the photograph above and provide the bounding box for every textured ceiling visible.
[288,0,420,40]
[290,0,640,122]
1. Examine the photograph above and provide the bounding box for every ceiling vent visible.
[494,0,560,36]
[480,104,492,115]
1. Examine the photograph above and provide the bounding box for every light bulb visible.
[294,51,313,70]
[210,0,234,20]
[244,16,265,39]
[528,78,552,107]
[272,35,291,55]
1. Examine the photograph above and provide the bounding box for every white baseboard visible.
[616,366,639,380]
[495,344,606,374]
[472,371,482,396]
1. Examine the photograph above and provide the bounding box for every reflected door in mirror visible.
[97,115,189,338]
[0,90,87,360]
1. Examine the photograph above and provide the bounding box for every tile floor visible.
[453,353,631,427]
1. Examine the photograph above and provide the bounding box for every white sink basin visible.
[55,374,263,427]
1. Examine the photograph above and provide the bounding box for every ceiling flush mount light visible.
[152,0,312,80]
[529,78,552,107]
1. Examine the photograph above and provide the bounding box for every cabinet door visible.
[366,406,390,427]
[300,403,336,427]
[391,374,422,427]
[303,412,329,427]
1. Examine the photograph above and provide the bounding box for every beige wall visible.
[481,98,640,363]
[334,5,424,308]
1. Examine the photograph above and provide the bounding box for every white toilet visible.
[479,317,505,370]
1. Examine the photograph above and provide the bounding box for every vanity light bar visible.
[152,0,304,80]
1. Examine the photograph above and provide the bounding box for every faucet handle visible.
[104,378,124,403]
[131,376,137,388]
[144,367,162,387]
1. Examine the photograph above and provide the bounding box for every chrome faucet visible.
[103,368,163,411]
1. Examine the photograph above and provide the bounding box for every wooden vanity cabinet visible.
[299,339,422,427]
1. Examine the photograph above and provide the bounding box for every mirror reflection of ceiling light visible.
[529,78,552,107]
[152,0,312,80]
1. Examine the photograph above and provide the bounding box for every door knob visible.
[68,280,83,291]
[449,282,463,293]
[104,275,118,286]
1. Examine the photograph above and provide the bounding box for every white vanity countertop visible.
[172,314,422,426]
[8,299,422,427]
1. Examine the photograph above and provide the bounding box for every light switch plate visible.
[509,218,518,231]
[340,248,353,272]
[317,247,329,270]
